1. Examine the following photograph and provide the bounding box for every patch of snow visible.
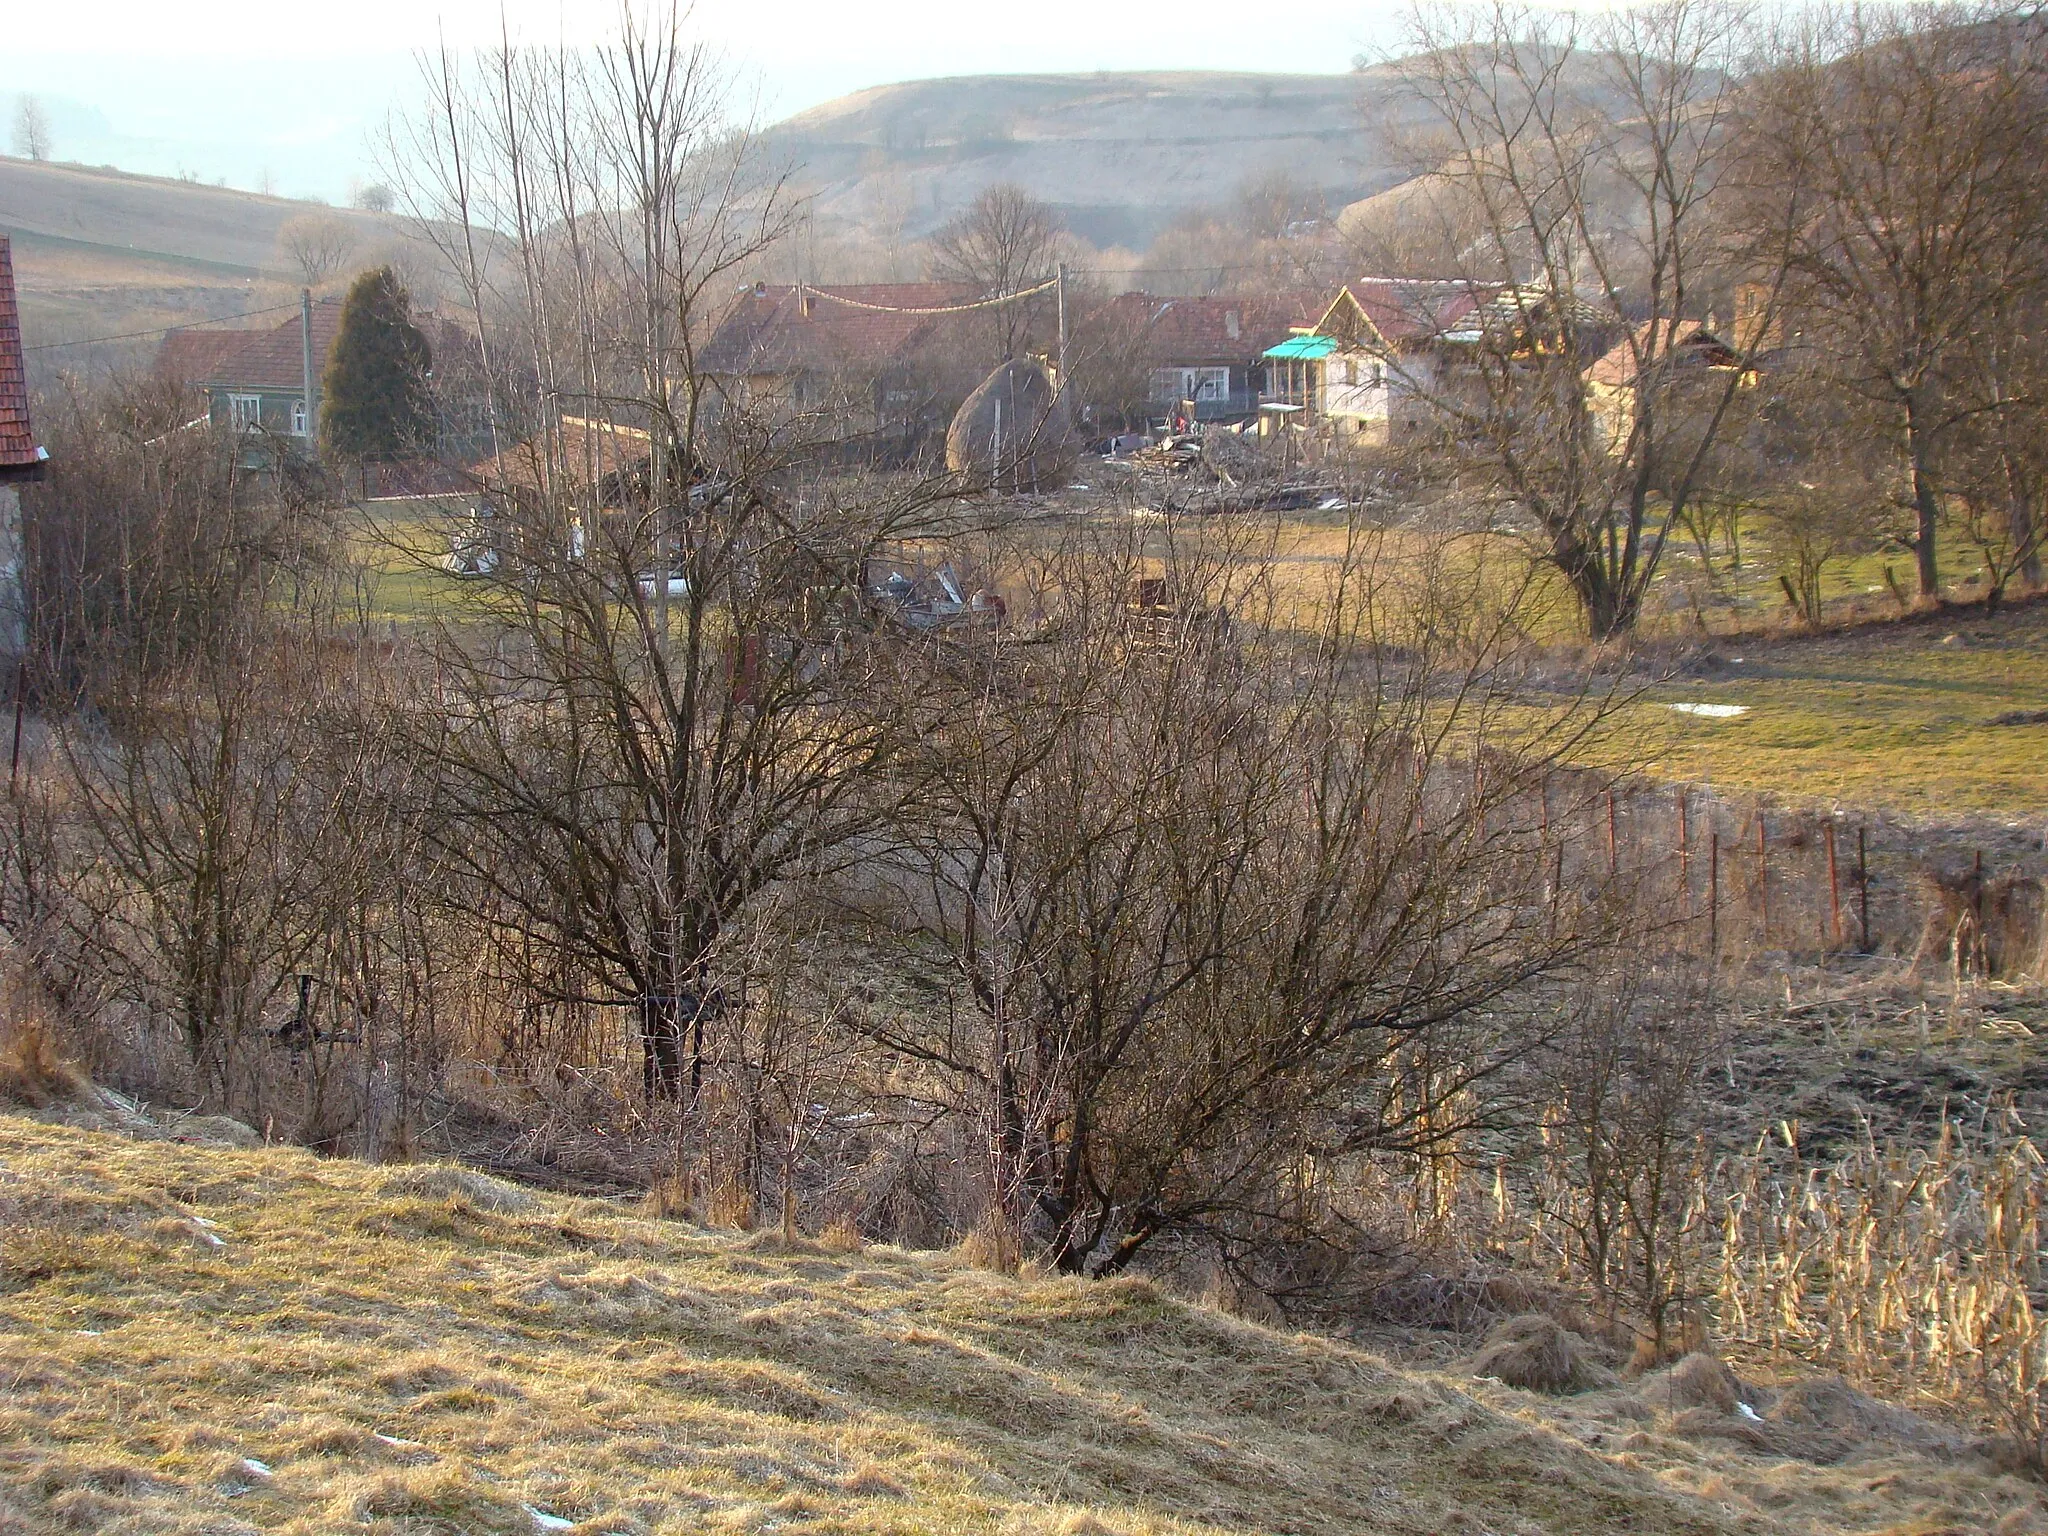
[238,1458,273,1479]
[1666,702,1750,719]
[1736,1401,1764,1423]
[525,1506,577,1532]
[373,1432,426,1449]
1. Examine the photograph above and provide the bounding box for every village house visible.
[155,299,489,468]
[1583,320,1753,451]
[1258,280,1641,444]
[1258,280,1484,440]
[698,282,988,459]
[1095,291,1323,426]
[0,236,47,656]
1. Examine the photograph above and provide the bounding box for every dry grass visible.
[0,985,90,1111]
[1716,1112,2048,1469]
[0,1114,1762,1536]
[1442,1351,2048,1536]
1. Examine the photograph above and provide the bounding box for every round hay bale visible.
[1468,1313,1615,1393]
[945,358,1075,493]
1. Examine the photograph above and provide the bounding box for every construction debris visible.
[867,563,1005,632]
[1103,426,1343,514]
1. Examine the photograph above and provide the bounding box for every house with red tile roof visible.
[154,327,259,394]
[699,282,990,457]
[1092,291,1324,425]
[0,235,46,655]
[0,237,44,486]
[155,299,489,467]
[1260,279,1498,442]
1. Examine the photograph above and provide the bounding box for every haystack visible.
[945,358,1075,493]
[1468,1313,1617,1393]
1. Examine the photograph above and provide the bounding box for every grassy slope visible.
[1629,598,2048,814]
[0,1115,1744,1536]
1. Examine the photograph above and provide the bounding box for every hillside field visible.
[0,1113,1757,1536]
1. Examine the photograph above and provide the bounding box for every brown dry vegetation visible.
[0,1114,1776,1536]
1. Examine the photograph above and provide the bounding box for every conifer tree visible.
[320,267,434,460]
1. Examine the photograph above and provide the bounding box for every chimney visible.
[799,285,814,319]
[1225,309,1241,341]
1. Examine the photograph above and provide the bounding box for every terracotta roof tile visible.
[1585,321,1742,387]
[1327,279,1486,345]
[1102,292,1325,362]
[700,283,983,377]
[0,236,43,475]
[201,299,347,393]
[186,301,475,396]
[470,416,652,496]
[154,327,258,384]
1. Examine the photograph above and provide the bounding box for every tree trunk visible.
[2010,472,2042,589]
[640,992,684,1100]
[1904,395,1942,600]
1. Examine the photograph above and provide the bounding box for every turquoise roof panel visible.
[1262,334,1337,359]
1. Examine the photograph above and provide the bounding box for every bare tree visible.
[12,96,52,162]
[1380,0,1787,639]
[275,210,360,290]
[925,183,1066,356]
[1941,295,2048,607]
[864,521,1634,1275]
[1743,2,2048,603]
[1535,959,1726,1360]
[383,2,960,1113]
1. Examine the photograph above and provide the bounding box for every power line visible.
[798,278,1059,315]
[25,301,301,354]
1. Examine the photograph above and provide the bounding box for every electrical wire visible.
[25,301,302,354]
[797,278,1059,315]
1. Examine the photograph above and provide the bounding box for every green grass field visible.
[350,496,2046,817]
[1623,601,2048,814]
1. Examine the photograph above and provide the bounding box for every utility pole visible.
[300,288,316,448]
[1055,262,1067,403]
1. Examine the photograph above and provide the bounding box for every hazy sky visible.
[4,2,1408,202]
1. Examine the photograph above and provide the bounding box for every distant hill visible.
[0,156,446,376]
[758,69,1428,251]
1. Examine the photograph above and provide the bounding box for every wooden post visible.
[1756,813,1768,941]
[1677,792,1691,918]
[1606,788,1618,877]
[1972,848,1985,971]
[1824,820,1843,949]
[7,656,23,796]
[1709,831,1720,958]
[1858,825,1871,953]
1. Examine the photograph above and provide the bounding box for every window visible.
[228,394,262,430]
[290,400,308,436]
[1150,366,1231,404]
